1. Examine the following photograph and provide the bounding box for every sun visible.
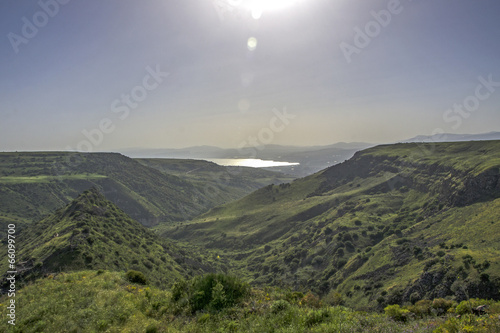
[242,0,303,19]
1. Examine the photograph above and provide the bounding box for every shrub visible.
[311,255,324,266]
[324,291,344,306]
[384,304,410,322]
[285,291,303,304]
[455,298,491,315]
[210,281,227,311]
[432,298,454,314]
[271,300,291,314]
[407,299,433,318]
[480,273,490,282]
[305,309,330,327]
[342,233,353,242]
[300,292,322,308]
[171,280,188,302]
[172,274,249,313]
[125,270,147,285]
[344,241,355,252]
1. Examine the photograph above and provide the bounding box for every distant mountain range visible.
[119,142,374,160]
[120,142,376,177]
[120,132,500,163]
[119,132,500,177]
[403,131,500,143]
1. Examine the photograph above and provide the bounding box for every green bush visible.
[432,298,454,314]
[407,299,432,318]
[311,255,324,266]
[210,281,226,311]
[171,274,249,313]
[455,298,491,315]
[285,291,303,304]
[455,300,474,315]
[384,304,410,322]
[171,280,188,302]
[271,300,291,314]
[324,291,344,306]
[125,270,147,285]
[304,309,330,327]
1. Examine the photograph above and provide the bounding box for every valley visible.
[1,140,500,332]
[158,141,500,309]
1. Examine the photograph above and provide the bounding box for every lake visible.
[206,158,300,168]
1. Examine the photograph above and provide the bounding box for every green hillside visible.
[0,188,220,289]
[159,141,500,309]
[0,152,291,234]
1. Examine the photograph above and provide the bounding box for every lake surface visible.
[206,158,300,168]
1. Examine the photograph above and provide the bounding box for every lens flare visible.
[247,37,258,51]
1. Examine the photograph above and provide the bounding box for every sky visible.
[1,0,499,151]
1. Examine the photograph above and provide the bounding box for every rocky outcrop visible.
[318,149,500,207]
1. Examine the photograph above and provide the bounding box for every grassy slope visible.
[158,141,500,309]
[2,270,500,333]
[0,188,221,290]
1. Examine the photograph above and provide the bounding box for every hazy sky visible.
[1,0,500,151]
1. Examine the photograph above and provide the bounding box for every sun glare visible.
[242,0,303,19]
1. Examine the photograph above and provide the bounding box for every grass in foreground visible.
[2,270,500,332]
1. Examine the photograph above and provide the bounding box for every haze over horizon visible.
[1,0,500,152]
